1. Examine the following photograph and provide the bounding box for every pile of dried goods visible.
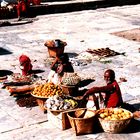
[15,95,38,107]
[61,73,81,86]
[86,48,125,57]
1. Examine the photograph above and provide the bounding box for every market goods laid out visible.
[86,47,125,58]
[1,73,46,107]
[65,107,133,135]
[97,108,133,133]
[0,73,135,136]
[60,73,81,96]
[98,108,132,120]
[67,108,96,135]
[31,82,64,110]
[3,74,36,95]
[31,81,83,111]
[61,73,81,86]
[2,73,81,110]
[44,95,78,111]
[16,95,38,107]
[32,83,63,98]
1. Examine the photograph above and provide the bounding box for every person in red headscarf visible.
[19,54,33,76]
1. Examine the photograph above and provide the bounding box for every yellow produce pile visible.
[64,99,78,108]
[98,108,132,120]
[32,82,63,98]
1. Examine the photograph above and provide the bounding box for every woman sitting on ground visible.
[47,53,74,85]
[19,54,33,76]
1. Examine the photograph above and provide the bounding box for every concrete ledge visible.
[29,0,140,16]
[0,0,140,19]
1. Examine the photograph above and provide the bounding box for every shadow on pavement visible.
[32,0,140,16]
[123,119,140,133]
[0,70,13,77]
[78,79,95,88]
[31,69,45,74]
[121,102,140,133]
[133,102,140,110]
[0,47,12,55]
[0,20,33,27]
[67,52,78,58]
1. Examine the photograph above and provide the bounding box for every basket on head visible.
[97,108,133,133]
[67,108,96,135]
[44,39,67,58]
[47,46,65,58]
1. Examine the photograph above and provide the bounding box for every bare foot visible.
[18,17,22,21]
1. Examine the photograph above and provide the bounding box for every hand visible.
[75,96,84,100]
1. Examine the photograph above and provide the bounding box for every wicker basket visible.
[45,108,64,115]
[60,84,78,96]
[36,98,47,111]
[98,108,133,133]
[44,39,66,57]
[67,108,96,135]
[47,109,72,130]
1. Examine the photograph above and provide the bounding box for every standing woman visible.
[16,0,30,21]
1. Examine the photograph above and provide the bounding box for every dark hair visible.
[57,53,69,64]
[105,69,115,80]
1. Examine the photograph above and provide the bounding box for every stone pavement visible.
[0,3,140,140]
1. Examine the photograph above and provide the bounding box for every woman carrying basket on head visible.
[47,53,74,85]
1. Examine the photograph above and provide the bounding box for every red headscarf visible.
[19,54,32,76]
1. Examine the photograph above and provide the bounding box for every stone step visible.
[0,0,139,19]
[29,0,140,16]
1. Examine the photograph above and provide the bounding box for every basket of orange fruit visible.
[97,108,133,133]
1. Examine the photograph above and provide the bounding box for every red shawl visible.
[19,55,32,76]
